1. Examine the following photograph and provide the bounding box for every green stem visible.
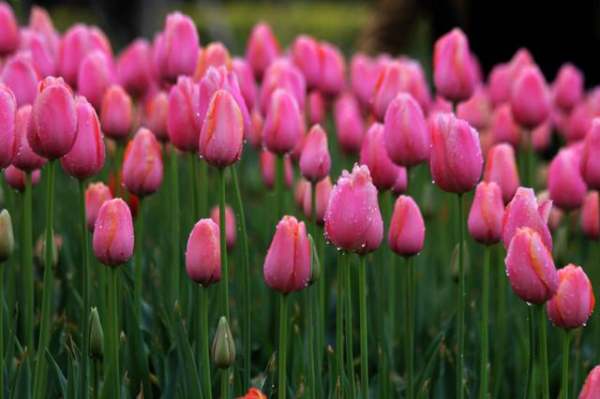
[190,154,199,220]
[32,160,56,399]
[525,132,534,189]
[79,180,91,399]
[221,369,229,399]
[93,360,99,399]
[405,256,415,399]
[275,155,284,219]
[493,246,507,398]
[278,294,289,399]
[218,168,230,321]
[478,246,491,399]
[456,193,465,399]
[199,287,212,399]
[199,160,208,216]
[524,306,535,399]
[538,304,549,399]
[358,256,369,399]
[107,268,120,399]
[134,199,145,321]
[307,287,317,399]
[561,330,570,399]
[22,173,33,351]
[169,149,181,308]
[336,253,345,388]
[309,183,323,392]
[345,257,356,398]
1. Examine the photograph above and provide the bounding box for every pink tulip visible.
[324,164,383,254]
[581,118,600,189]
[488,63,511,106]
[185,218,221,286]
[302,176,332,225]
[245,22,280,79]
[566,102,594,143]
[29,76,77,159]
[532,121,552,152]
[28,6,59,54]
[199,90,244,168]
[167,76,201,152]
[579,366,600,399]
[456,87,491,130]
[429,113,483,194]
[247,108,263,149]
[553,63,583,112]
[383,93,429,167]
[117,39,154,97]
[93,198,134,266]
[468,182,504,244]
[391,168,408,195]
[194,42,232,80]
[510,66,550,128]
[122,128,163,196]
[19,29,56,78]
[307,90,325,125]
[259,59,306,114]
[12,105,46,171]
[295,179,310,210]
[142,90,169,142]
[388,195,425,256]
[546,264,595,329]
[4,165,40,191]
[61,97,106,179]
[85,182,113,231]
[317,42,345,96]
[333,93,364,154]
[100,84,133,141]
[428,95,453,116]
[1,52,40,106]
[350,54,381,108]
[490,104,521,147]
[77,50,115,110]
[360,123,405,191]
[502,187,553,250]
[232,58,257,111]
[210,205,236,250]
[581,192,599,240]
[0,84,16,168]
[263,215,310,294]
[260,150,293,189]
[154,12,200,82]
[548,146,587,211]
[299,124,330,182]
[291,35,320,89]
[433,28,477,102]
[0,3,18,55]
[484,143,520,204]
[263,89,304,155]
[508,48,534,79]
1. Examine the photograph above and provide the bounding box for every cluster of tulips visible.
[2,2,600,398]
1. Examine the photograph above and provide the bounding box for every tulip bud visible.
[383,93,429,167]
[324,164,383,254]
[360,123,405,191]
[194,42,232,80]
[29,77,77,159]
[388,195,425,256]
[291,35,320,88]
[199,90,244,168]
[117,39,154,97]
[93,198,134,266]
[245,22,280,79]
[581,192,599,240]
[581,118,600,190]
[4,166,41,192]
[490,104,521,148]
[548,146,587,211]
[61,97,106,180]
[505,227,558,304]
[510,66,550,128]
[122,128,163,196]
[232,58,257,112]
[247,108,263,149]
[502,187,553,251]
[433,28,477,102]
[238,387,267,399]
[302,176,332,225]
[88,307,104,360]
[167,76,201,152]
[260,150,293,189]
[185,218,221,286]
[391,168,408,195]
[429,113,483,194]
[334,93,364,154]
[300,124,331,183]
[142,91,169,142]
[85,182,113,231]
[546,264,595,329]
[13,105,46,172]
[263,89,305,155]
[21,29,56,78]
[212,316,236,369]
[317,42,345,96]
[532,121,553,153]
[371,60,411,120]
[553,63,583,112]
[579,366,600,399]
[350,54,381,108]
[484,143,520,204]
[0,209,14,262]
[456,87,491,130]
[1,52,39,107]
[307,90,326,125]
[77,50,115,110]
[100,85,133,141]
[0,3,18,55]
[210,205,236,250]
[467,182,503,244]
[264,215,311,293]
[155,12,200,82]
[488,63,511,106]
[0,84,16,168]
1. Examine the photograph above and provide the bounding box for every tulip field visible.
[2,3,600,399]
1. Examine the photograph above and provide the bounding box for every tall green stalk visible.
[278,294,289,399]
[79,180,91,399]
[218,168,230,321]
[538,304,550,399]
[106,267,120,399]
[358,256,369,399]
[22,173,33,352]
[345,257,356,398]
[478,246,491,399]
[306,287,317,399]
[456,193,466,399]
[134,199,145,321]
[32,159,56,399]
[405,256,415,399]
[275,155,284,219]
[493,246,507,398]
[524,306,535,399]
[309,183,324,392]
[221,369,229,399]
[336,253,345,389]
[199,287,212,399]
[169,149,181,307]
[561,329,571,399]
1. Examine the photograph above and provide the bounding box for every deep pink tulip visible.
[490,104,521,147]
[85,182,113,231]
[142,90,169,142]
[350,54,381,108]
[383,93,429,167]
[532,121,552,152]
[581,118,600,190]
[259,59,306,114]
[291,35,320,89]
[1,52,39,106]
[505,227,558,304]
[302,176,332,225]
[433,28,477,102]
[263,89,304,155]
[185,218,221,286]
[317,42,345,96]
[13,105,46,171]
[19,29,57,78]
[388,195,425,256]
[0,2,19,55]
[263,215,310,294]
[468,182,504,244]
[546,264,595,329]
[210,205,236,250]
[360,123,404,191]
[307,90,325,125]
[510,66,550,128]
[580,366,600,399]
[502,187,553,250]
[324,164,383,254]
[484,143,520,204]
[92,198,134,266]
[428,95,453,116]
[193,42,232,80]
[333,93,364,154]
[199,90,244,168]
[167,76,201,152]
[260,150,293,189]
[299,124,331,183]
[77,50,115,110]
[391,167,408,195]
[245,22,280,79]
[154,12,200,82]
[61,97,106,179]
[581,192,599,240]
[100,84,133,141]
[4,165,40,191]
[248,108,263,149]
[0,84,16,168]
[29,77,77,159]
[122,128,163,196]
[295,179,310,210]
[117,39,154,97]
[429,113,483,194]
[456,87,491,130]
[28,6,59,49]
[548,146,587,211]
[508,48,534,79]
[232,58,257,111]
[488,63,511,106]
[567,101,595,143]
[553,63,583,112]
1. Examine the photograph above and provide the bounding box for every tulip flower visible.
[210,205,236,250]
[167,76,201,152]
[581,192,599,240]
[456,87,491,130]
[194,42,232,80]
[85,182,113,231]
[391,168,408,195]
[300,124,331,182]
[259,59,306,114]
[0,84,16,168]
[510,65,550,128]
[117,39,154,97]
[0,3,19,55]
[263,89,305,155]
[17,30,55,78]
[360,123,405,191]
[489,104,520,147]
[238,388,267,399]
[142,90,169,142]
[260,150,293,189]
[12,105,46,172]
[302,176,332,225]
[247,108,263,149]
[488,63,511,106]
[531,121,552,153]
[307,90,325,125]
[154,12,200,82]
[317,42,345,96]
[502,187,553,250]
[467,182,504,245]
[334,93,364,154]
[388,195,425,256]
[0,209,14,262]
[28,6,59,54]
[383,93,429,167]
[185,218,221,286]
[350,54,381,108]
[429,112,483,194]
[579,366,600,399]
[548,146,587,211]
[122,128,163,197]
[484,143,520,204]
[581,118,600,189]
[1,52,39,106]
[4,166,41,191]
[100,84,133,141]
[78,50,115,110]
[92,198,134,266]
[547,264,595,330]
[292,35,320,88]
[433,28,477,102]
[212,316,236,369]
[566,102,594,143]
[245,22,280,79]
[552,63,583,112]
[232,58,257,111]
